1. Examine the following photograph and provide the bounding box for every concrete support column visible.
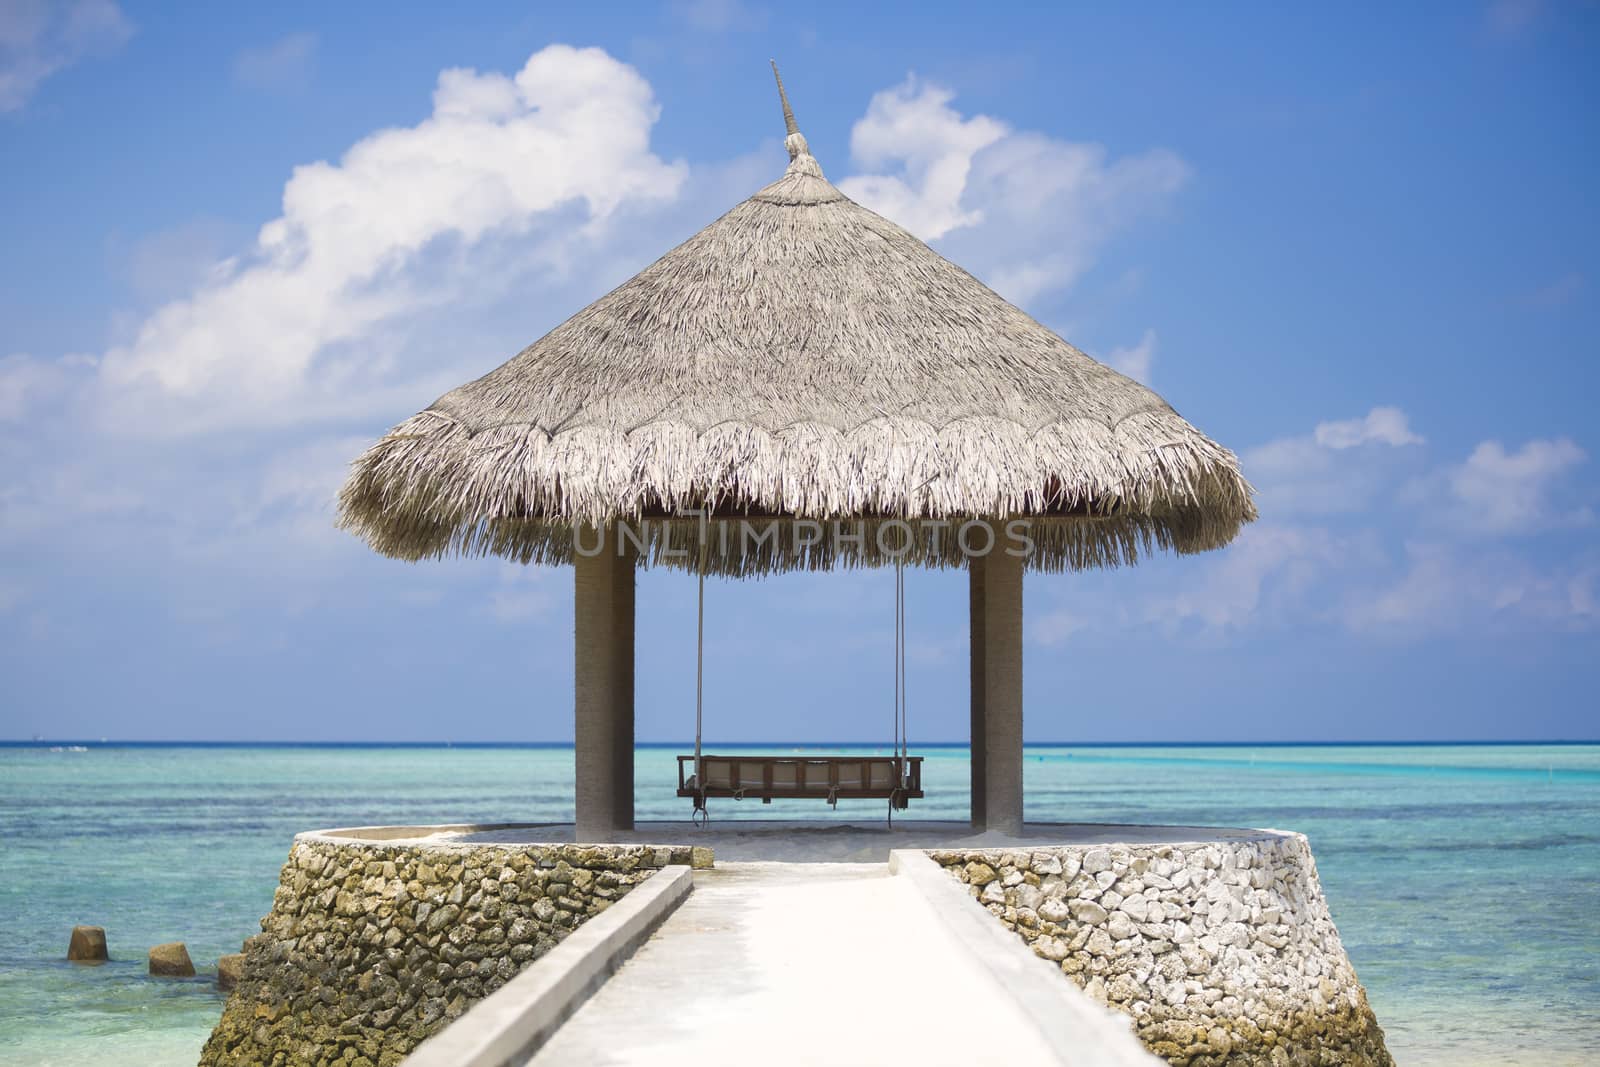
[969,547,1024,834]
[574,528,635,840]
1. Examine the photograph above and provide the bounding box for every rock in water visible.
[216,953,245,991]
[149,942,195,977]
[67,925,108,962]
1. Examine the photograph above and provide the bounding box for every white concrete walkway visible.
[528,862,1063,1067]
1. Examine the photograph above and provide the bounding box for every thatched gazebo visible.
[338,66,1255,839]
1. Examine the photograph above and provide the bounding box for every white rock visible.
[1220,922,1251,948]
[1106,914,1138,940]
[1082,849,1113,874]
[1069,899,1108,925]
[1034,936,1069,961]
[1038,898,1072,924]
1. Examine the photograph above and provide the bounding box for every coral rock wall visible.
[200,839,702,1067]
[930,835,1392,1067]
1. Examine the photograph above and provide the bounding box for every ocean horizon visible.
[8,738,1599,748]
[2,741,1597,1065]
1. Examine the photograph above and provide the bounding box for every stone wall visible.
[930,835,1392,1067]
[201,837,707,1067]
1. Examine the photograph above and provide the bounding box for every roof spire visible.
[769,60,823,178]
[770,59,799,136]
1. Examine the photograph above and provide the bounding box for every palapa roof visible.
[338,65,1255,575]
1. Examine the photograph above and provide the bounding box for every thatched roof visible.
[338,65,1255,575]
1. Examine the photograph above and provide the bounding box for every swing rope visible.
[896,559,906,768]
[889,556,909,822]
[693,529,707,824]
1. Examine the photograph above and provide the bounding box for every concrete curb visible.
[401,864,694,1067]
[889,849,1160,1067]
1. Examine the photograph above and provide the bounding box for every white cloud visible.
[1024,403,1598,643]
[1344,541,1596,634]
[839,77,1188,306]
[238,435,372,550]
[0,353,60,420]
[0,352,95,421]
[233,32,316,93]
[0,0,130,112]
[1157,420,1595,636]
[1152,524,1352,632]
[488,564,555,622]
[1314,406,1423,449]
[1105,329,1156,384]
[1447,437,1587,534]
[95,44,687,434]
[840,78,1007,241]
[1245,406,1425,517]
[1031,608,1087,647]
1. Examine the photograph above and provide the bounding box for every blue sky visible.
[1,1,1596,743]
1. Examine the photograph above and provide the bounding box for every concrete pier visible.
[205,821,1389,1067]
[528,862,1089,1066]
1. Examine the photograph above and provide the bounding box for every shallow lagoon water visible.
[1,742,1596,1065]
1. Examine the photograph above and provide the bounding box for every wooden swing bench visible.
[677,754,924,811]
[679,557,924,821]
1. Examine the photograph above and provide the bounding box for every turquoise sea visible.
[1,742,1597,1066]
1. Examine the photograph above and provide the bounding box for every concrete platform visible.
[315,820,1281,863]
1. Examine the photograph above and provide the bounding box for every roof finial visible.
[768,60,823,178]
[770,59,799,136]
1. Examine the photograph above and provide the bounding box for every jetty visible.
[201,822,1392,1066]
[530,861,1092,1066]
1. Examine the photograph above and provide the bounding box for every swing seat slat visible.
[676,754,923,809]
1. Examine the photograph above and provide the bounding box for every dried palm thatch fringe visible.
[338,65,1256,576]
